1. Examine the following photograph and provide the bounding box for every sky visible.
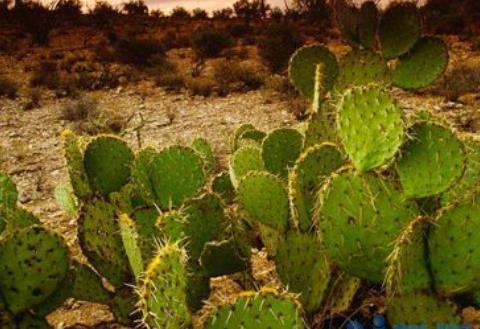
[82,0,286,12]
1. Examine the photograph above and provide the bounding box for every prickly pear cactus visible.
[54,185,79,217]
[229,145,264,188]
[237,171,289,232]
[17,315,50,329]
[324,273,361,316]
[78,198,131,287]
[379,2,420,59]
[118,213,144,280]
[429,191,480,296]
[334,0,359,46]
[0,172,17,209]
[62,130,92,199]
[232,123,256,151]
[289,44,339,100]
[137,242,191,329]
[238,129,266,147]
[393,37,449,90]
[441,135,480,205]
[387,292,460,329]
[304,103,337,147]
[200,239,248,277]
[337,86,404,171]
[150,145,206,209]
[396,121,465,198]
[275,232,331,313]
[289,143,344,232]
[155,210,187,242]
[204,290,304,329]
[71,262,110,304]
[192,137,215,174]
[131,146,157,206]
[262,128,304,179]
[358,1,378,49]
[83,135,134,195]
[335,50,389,91]
[316,169,419,283]
[132,207,161,265]
[0,225,69,314]
[211,171,235,204]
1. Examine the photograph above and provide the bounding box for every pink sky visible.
[82,0,286,12]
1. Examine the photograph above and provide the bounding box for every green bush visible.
[257,23,303,73]
[190,29,233,59]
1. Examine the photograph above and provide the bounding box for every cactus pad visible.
[83,136,134,195]
[118,214,144,280]
[238,171,289,232]
[131,146,157,206]
[275,232,331,313]
[289,143,344,232]
[358,1,378,49]
[200,239,248,277]
[335,50,389,91]
[78,198,131,287]
[262,128,304,179]
[379,2,420,59]
[289,45,339,99]
[393,37,449,90]
[0,225,69,314]
[132,207,161,265]
[324,273,361,316]
[183,194,225,260]
[155,210,187,243]
[396,122,465,198]
[211,171,235,204]
[441,135,480,205]
[204,291,304,329]
[334,0,359,46]
[338,86,404,171]
[71,262,110,304]
[304,105,338,147]
[232,123,255,151]
[229,145,264,188]
[150,145,206,209]
[0,172,17,209]
[317,170,419,283]
[192,137,215,173]
[137,242,191,329]
[54,185,79,217]
[429,192,480,296]
[62,130,91,199]
[238,129,266,145]
[387,292,460,329]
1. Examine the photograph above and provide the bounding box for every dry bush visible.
[30,61,61,90]
[0,76,18,99]
[113,37,164,66]
[155,73,185,92]
[22,88,41,111]
[186,78,215,97]
[61,97,97,122]
[213,60,264,95]
[190,28,234,59]
[435,62,480,101]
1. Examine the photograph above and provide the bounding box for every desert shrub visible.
[257,22,303,72]
[287,96,310,120]
[61,97,97,121]
[53,0,82,22]
[155,73,185,92]
[190,29,234,59]
[0,76,18,99]
[229,23,251,38]
[122,0,148,16]
[22,88,41,111]
[161,31,191,50]
[270,7,284,20]
[14,1,52,45]
[89,1,118,28]
[265,74,297,98]
[213,60,264,94]
[30,61,61,89]
[235,64,264,90]
[192,8,208,19]
[435,63,480,101]
[186,78,215,97]
[212,8,233,19]
[170,6,190,20]
[113,37,164,66]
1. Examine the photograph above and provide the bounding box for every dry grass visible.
[435,61,480,101]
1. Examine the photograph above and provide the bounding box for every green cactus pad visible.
[150,145,206,209]
[259,223,283,257]
[262,128,304,179]
[324,273,361,316]
[229,145,265,188]
[156,210,187,242]
[183,194,225,260]
[289,143,344,232]
[289,44,339,100]
[132,207,161,265]
[32,268,74,317]
[441,135,480,205]
[387,293,460,329]
[238,129,266,145]
[17,315,50,329]
[200,239,248,277]
[78,198,131,287]
[304,104,338,147]
[131,146,157,206]
[62,130,91,199]
[379,2,420,59]
[0,172,17,209]
[393,37,449,90]
[83,136,134,195]
[396,122,465,198]
[275,232,331,313]
[358,1,378,49]
[334,0,359,46]
[118,214,144,280]
[204,291,304,329]
[54,185,79,217]
[0,225,69,314]
[237,171,289,232]
[110,286,138,326]
[71,262,110,304]
[2,207,40,231]
[232,123,256,152]
[338,86,404,171]
[137,243,191,329]
[186,265,210,312]
[335,50,389,91]
[211,171,235,204]
[429,192,480,296]
[385,217,431,296]
[192,137,215,174]
[317,170,419,283]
